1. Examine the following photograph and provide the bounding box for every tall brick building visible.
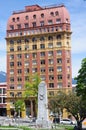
[6,4,72,117]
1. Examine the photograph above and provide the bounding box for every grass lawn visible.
[0,125,74,130]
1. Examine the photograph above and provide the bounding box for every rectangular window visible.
[48,20,53,25]
[25,23,29,28]
[32,45,37,50]
[40,52,45,57]
[57,50,62,56]
[40,44,45,49]
[56,18,61,23]
[57,59,62,64]
[40,21,44,26]
[49,83,54,88]
[40,60,45,65]
[57,42,62,47]
[32,22,36,27]
[48,43,53,48]
[48,51,53,56]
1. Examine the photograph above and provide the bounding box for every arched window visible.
[48,36,53,40]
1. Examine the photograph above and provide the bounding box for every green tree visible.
[48,91,66,118]
[49,91,86,130]
[24,73,41,116]
[65,92,86,130]
[14,99,25,117]
[75,58,86,98]
[24,73,41,98]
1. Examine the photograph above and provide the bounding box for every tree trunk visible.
[77,121,82,130]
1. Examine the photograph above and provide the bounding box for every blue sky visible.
[0,0,86,78]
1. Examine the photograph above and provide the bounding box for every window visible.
[0,97,2,103]
[24,38,29,43]
[0,88,2,94]
[17,17,20,21]
[49,83,54,88]
[66,18,69,23]
[25,15,29,20]
[25,45,29,50]
[17,77,22,81]
[10,92,14,97]
[17,69,22,74]
[57,42,62,47]
[25,68,29,73]
[17,61,22,66]
[49,67,54,72]
[41,13,44,18]
[40,68,45,73]
[48,51,53,56]
[57,50,62,56]
[3,88,6,94]
[58,75,62,80]
[10,54,14,60]
[40,21,44,26]
[40,52,45,57]
[57,66,62,72]
[32,22,36,27]
[57,58,62,64]
[48,20,53,25]
[40,36,45,41]
[10,47,14,52]
[58,83,62,88]
[55,11,59,16]
[67,66,70,72]
[48,43,53,48]
[50,12,54,16]
[49,91,54,96]
[10,85,14,89]
[48,59,53,64]
[32,60,37,65]
[10,62,14,67]
[33,14,36,19]
[10,69,14,74]
[25,23,29,28]
[40,60,45,65]
[10,25,14,30]
[41,75,46,80]
[17,54,22,59]
[48,36,53,40]
[40,44,45,49]
[17,92,22,97]
[25,61,29,66]
[10,77,14,82]
[32,68,37,73]
[32,53,37,58]
[67,59,70,63]
[17,84,22,89]
[17,46,21,51]
[25,53,29,58]
[49,75,54,80]
[56,35,61,39]
[10,40,14,44]
[32,45,37,50]
[12,18,15,22]
[32,37,37,42]
[17,39,21,43]
[17,24,21,29]
[56,18,61,23]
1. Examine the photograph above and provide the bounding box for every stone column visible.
[30,100,33,117]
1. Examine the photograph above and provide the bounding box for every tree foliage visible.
[24,73,41,98]
[75,58,86,98]
[48,91,86,130]
[48,91,66,116]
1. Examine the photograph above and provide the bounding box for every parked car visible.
[60,118,73,125]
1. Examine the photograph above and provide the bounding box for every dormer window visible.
[50,12,54,16]
[25,15,29,20]
[33,14,36,19]
[17,17,20,21]
[12,18,15,22]
[41,13,44,18]
[55,11,59,16]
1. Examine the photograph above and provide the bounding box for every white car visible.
[60,118,73,125]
